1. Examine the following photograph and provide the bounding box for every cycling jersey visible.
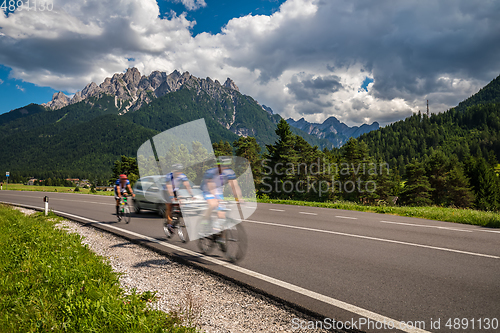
[114,179,130,196]
[165,172,189,193]
[201,167,236,199]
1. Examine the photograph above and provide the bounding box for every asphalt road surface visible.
[1,190,499,333]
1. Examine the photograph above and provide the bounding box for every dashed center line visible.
[245,219,500,260]
[336,215,357,220]
[299,212,317,215]
[380,220,472,233]
[269,208,285,212]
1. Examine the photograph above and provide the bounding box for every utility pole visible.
[427,100,429,117]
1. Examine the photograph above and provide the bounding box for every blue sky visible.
[0,65,62,112]
[0,0,286,114]
[159,0,286,36]
[1,0,499,126]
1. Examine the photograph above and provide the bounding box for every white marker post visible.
[43,196,49,216]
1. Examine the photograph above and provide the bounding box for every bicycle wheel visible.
[198,236,214,254]
[197,221,215,254]
[123,206,131,224]
[175,217,188,243]
[223,222,247,263]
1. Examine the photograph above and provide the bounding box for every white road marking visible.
[335,215,358,220]
[299,211,317,215]
[245,219,500,260]
[380,220,473,233]
[3,192,115,206]
[476,229,500,234]
[6,192,499,235]
[4,201,430,333]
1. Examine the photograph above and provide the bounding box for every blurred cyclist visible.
[200,156,243,233]
[164,163,193,234]
[115,174,135,221]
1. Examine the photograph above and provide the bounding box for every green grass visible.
[257,198,500,228]
[1,184,114,196]
[0,205,197,332]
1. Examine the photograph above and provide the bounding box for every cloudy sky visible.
[1,0,499,126]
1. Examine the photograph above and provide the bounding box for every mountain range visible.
[0,68,339,179]
[43,68,241,115]
[1,68,498,181]
[287,117,379,147]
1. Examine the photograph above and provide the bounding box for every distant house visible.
[28,178,37,185]
[79,179,90,187]
[96,186,114,191]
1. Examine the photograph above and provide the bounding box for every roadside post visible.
[5,172,9,190]
[43,196,49,216]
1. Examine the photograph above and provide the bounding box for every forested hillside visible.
[0,113,158,182]
[455,74,500,111]
[0,79,328,181]
[359,75,500,174]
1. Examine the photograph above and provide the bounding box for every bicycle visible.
[118,195,131,224]
[197,206,247,263]
[163,197,189,243]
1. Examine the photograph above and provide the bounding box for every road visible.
[1,190,499,333]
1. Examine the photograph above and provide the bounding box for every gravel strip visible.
[12,206,333,332]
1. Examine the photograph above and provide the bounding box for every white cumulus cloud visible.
[174,0,207,11]
[0,0,499,126]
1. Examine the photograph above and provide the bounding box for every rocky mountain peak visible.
[287,116,380,147]
[223,78,239,91]
[43,91,70,110]
[261,105,274,114]
[42,68,242,113]
[123,67,141,88]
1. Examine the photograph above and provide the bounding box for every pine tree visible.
[213,140,233,157]
[372,160,397,204]
[340,138,371,202]
[400,161,433,206]
[233,137,262,184]
[426,151,451,206]
[110,156,139,185]
[263,119,303,198]
[465,156,500,211]
[446,165,475,208]
[475,159,500,211]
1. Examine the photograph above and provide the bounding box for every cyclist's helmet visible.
[119,174,128,180]
[217,156,232,166]
[171,163,183,172]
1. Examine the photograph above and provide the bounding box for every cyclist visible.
[115,174,135,221]
[200,156,243,233]
[164,163,194,235]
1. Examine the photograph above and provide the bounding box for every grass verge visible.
[1,184,114,196]
[257,198,500,228]
[0,204,196,332]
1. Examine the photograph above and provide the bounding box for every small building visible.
[96,186,114,191]
[28,178,37,186]
[79,179,90,187]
